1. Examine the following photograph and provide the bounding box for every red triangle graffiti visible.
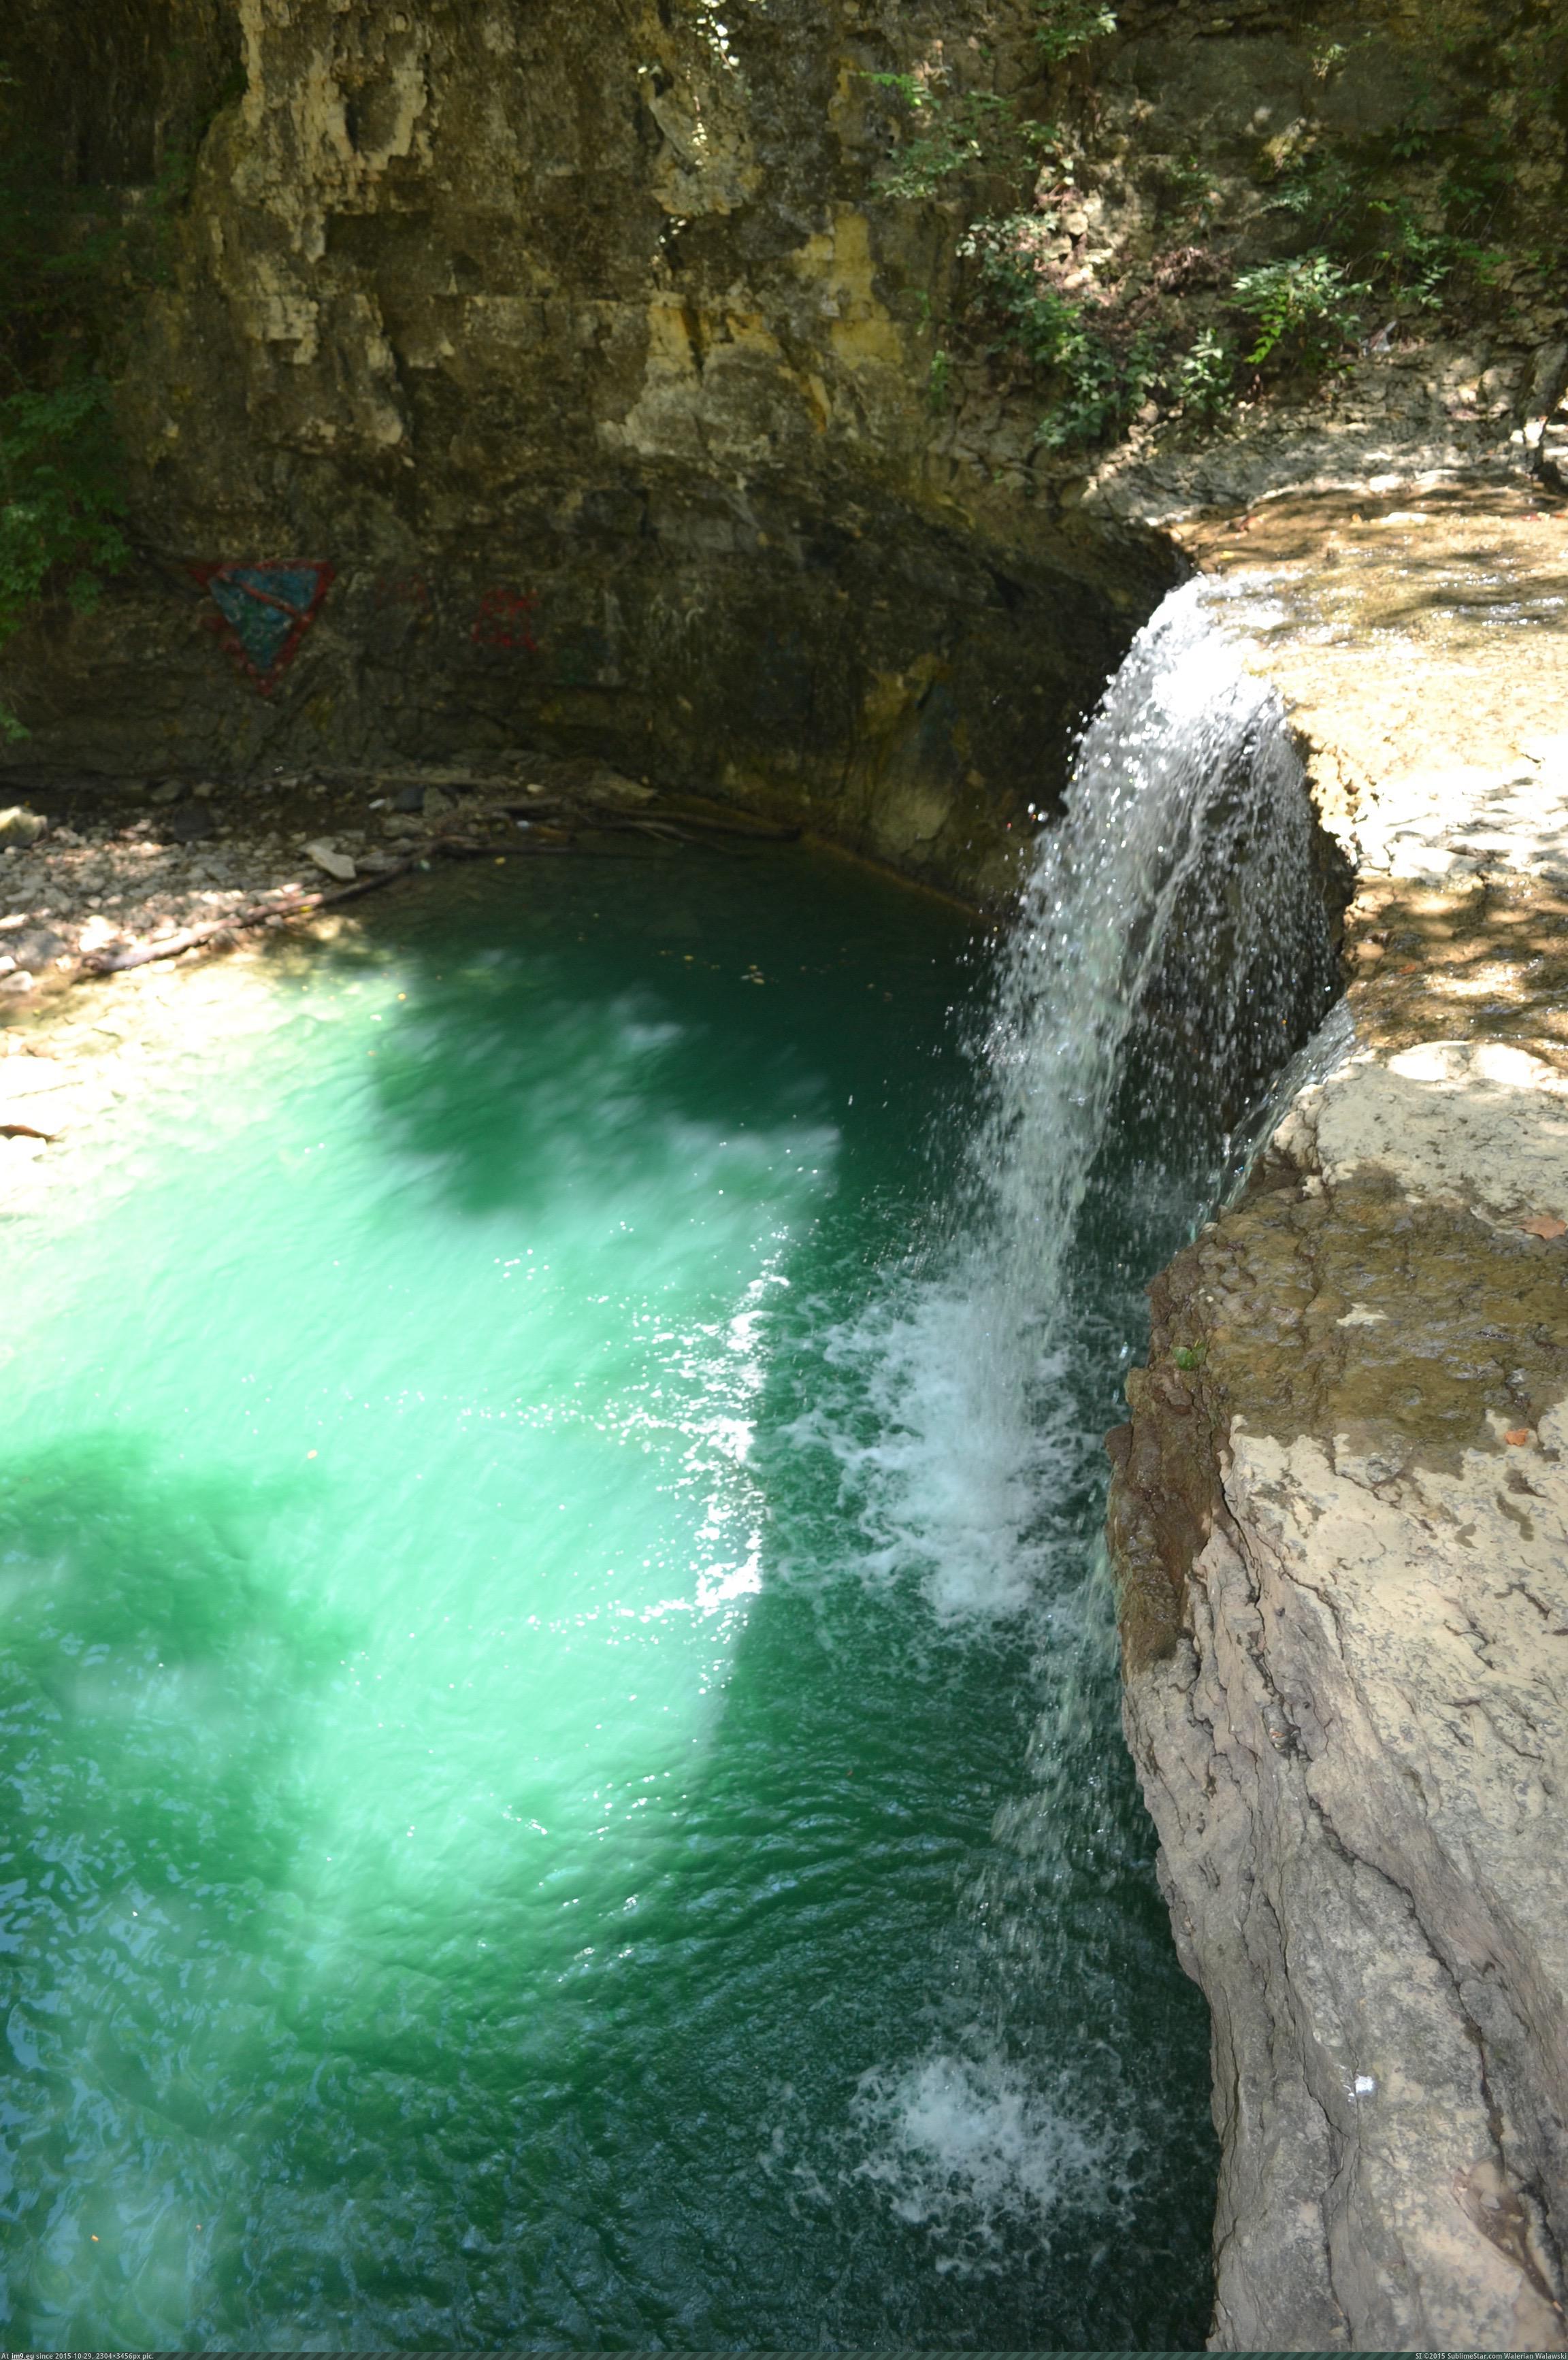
[191,561,336,694]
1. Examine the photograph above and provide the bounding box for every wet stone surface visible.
[1112,476,1568,2350]
[0,755,706,1005]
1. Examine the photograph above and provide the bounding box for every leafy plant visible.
[1172,328,1234,419]
[1034,0,1117,64]
[867,75,1056,199]
[0,76,149,734]
[1158,152,1223,234]
[962,216,1079,361]
[870,0,1549,465]
[1232,252,1367,369]
[1386,76,1454,163]
[1039,326,1159,448]
[960,211,1158,448]
[1264,127,1511,329]
[0,382,128,638]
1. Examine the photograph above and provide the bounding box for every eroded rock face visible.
[1,0,1188,897]
[1112,486,1568,2348]
[7,0,1560,897]
[1117,1168,1568,2349]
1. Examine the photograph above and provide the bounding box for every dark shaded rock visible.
[8,927,67,972]
[166,800,218,842]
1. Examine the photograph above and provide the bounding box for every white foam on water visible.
[851,2048,1126,2274]
[783,1271,1086,1622]
[833,580,1337,2251]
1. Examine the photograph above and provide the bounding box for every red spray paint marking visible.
[190,561,336,695]
[472,589,540,652]
[375,574,433,612]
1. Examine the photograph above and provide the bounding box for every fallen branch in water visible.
[656,805,803,842]
[79,855,424,975]
[71,790,797,981]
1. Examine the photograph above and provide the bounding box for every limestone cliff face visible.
[1111,492,1568,2348]
[5,0,1561,896]
[1115,1170,1568,2350]
[3,0,1176,896]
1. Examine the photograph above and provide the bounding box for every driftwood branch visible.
[80,855,424,975]
[656,806,802,842]
[71,790,800,983]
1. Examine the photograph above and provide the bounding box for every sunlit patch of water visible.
[0,582,1336,2344]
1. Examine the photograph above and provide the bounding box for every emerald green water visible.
[1,848,1217,2350]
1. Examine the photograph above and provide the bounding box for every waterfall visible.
[840,577,1338,2277]
[833,576,1337,1622]
[981,574,1333,1300]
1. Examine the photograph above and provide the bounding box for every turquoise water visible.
[0,847,1217,2349]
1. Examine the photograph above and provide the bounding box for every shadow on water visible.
[0,1437,349,2346]
[278,850,1221,2348]
[353,844,982,1227]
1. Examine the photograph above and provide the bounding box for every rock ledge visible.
[1111,477,1568,2348]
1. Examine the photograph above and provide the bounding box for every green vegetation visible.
[0,383,127,740]
[1034,0,1117,64]
[0,69,158,737]
[958,212,1160,447]
[864,52,1230,453]
[1260,122,1511,329]
[1232,255,1368,369]
[866,0,1564,459]
[1171,328,1235,423]
[867,78,1056,201]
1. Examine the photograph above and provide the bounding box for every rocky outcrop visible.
[1111,484,1568,2347]
[3,0,1563,898]
[0,0,1175,898]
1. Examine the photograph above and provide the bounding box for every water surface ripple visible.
[0,604,1324,2347]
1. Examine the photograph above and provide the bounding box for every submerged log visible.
[79,856,424,974]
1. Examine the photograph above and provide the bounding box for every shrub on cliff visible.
[0,69,138,740]
[0,382,128,737]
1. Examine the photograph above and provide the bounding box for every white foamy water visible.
[785,1273,1080,1619]
[808,577,1330,1628]
[841,580,1336,2253]
[852,2049,1122,2276]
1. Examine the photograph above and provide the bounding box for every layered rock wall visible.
[1111,488,1568,2348]
[4,0,1563,896]
[2,0,1172,896]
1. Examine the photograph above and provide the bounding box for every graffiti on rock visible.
[472,589,540,652]
[191,562,336,694]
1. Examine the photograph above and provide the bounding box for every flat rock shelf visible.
[1111,476,1568,2352]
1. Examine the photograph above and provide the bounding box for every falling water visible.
[839,578,1338,2263]
[844,576,1338,1618]
[985,575,1333,1277]
[0,578,1340,2350]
